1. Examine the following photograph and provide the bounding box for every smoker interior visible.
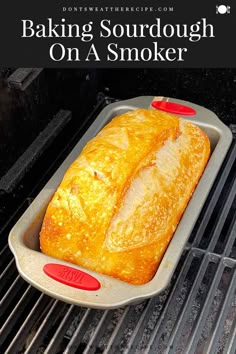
[1,68,236,353]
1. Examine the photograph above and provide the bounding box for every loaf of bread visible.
[40,108,210,285]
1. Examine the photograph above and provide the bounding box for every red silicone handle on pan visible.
[152,101,196,116]
[43,263,101,291]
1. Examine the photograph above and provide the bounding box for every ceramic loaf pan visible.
[9,96,233,309]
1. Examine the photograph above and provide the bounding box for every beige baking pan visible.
[8,96,233,309]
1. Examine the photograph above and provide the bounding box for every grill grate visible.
[0,101,236,354]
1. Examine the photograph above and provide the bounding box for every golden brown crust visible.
[40,109,210,285]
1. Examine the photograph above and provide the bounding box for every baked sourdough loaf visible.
[40,108,210,285]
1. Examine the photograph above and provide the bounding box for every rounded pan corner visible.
[8,224,22,260]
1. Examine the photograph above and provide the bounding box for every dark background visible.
[0,68,236,180]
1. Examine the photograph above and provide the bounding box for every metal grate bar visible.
[64,309,99,354]
[0,243,8,256]
[122,297,160,354]
[224,213,236,257]
[4,293,53,354]
[83,310,114,354]
[173,257,233,353]
[0,244,12,273]
[192,142,236,248]
[108,302,149,354]
[0,258,15,283]
[224,314,236,354]
[43,304,76,354]
[103,306,130,354]
[220,296,236,354]
[0,285,38,350]
[207,176,236,252]
[204,265,236,354]
[143,250,204,353]
[157,253,219,353]
[23,300,68,354]
[132,291,171,354]
[1,274,25,314]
